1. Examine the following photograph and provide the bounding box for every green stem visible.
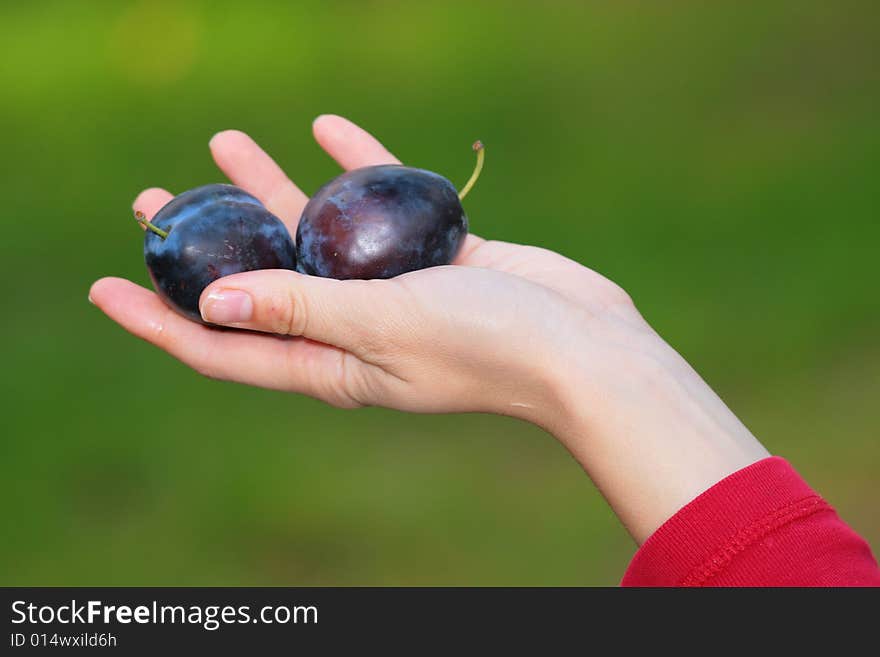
[135,211,169,239]
[458,140,485,201]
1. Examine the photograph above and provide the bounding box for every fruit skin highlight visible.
[141,183,296,323]
[295,165,469,280]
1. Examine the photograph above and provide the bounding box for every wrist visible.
[535,312,769,543]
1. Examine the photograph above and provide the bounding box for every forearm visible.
[536,317,769,545]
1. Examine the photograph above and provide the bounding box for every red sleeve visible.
[621,456,880,586]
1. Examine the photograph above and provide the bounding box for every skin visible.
[90,114,768,545]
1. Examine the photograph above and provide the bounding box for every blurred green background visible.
[2,0,878,585]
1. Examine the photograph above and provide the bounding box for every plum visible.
[296,141,484,279]
[140,183,296,323]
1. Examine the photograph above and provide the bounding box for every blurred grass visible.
[1,0,878,585]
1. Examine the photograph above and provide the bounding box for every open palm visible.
[91,115,637,413]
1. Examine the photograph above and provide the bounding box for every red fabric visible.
[621,456,880,586]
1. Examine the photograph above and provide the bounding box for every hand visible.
[90,115,768,543]
[90,115,637,415]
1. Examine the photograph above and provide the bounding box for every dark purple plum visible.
[141,183,296,323]
[296,142,483,280]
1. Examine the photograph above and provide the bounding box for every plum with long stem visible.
[295,141,485,280]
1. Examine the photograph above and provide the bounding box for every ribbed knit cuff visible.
[621,456,830,586]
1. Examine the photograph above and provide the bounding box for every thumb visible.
[199,269,396,352]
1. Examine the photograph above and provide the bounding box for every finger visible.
[312,115,485,263]
[209,130,309,230]
[312,114,401,170]
[133,187,174,222]
[89,277,361,406]
[199,269,399,356]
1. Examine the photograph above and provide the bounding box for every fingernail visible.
[209,129,236,148]
[87,294,94,305]
[201,289,253,324]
